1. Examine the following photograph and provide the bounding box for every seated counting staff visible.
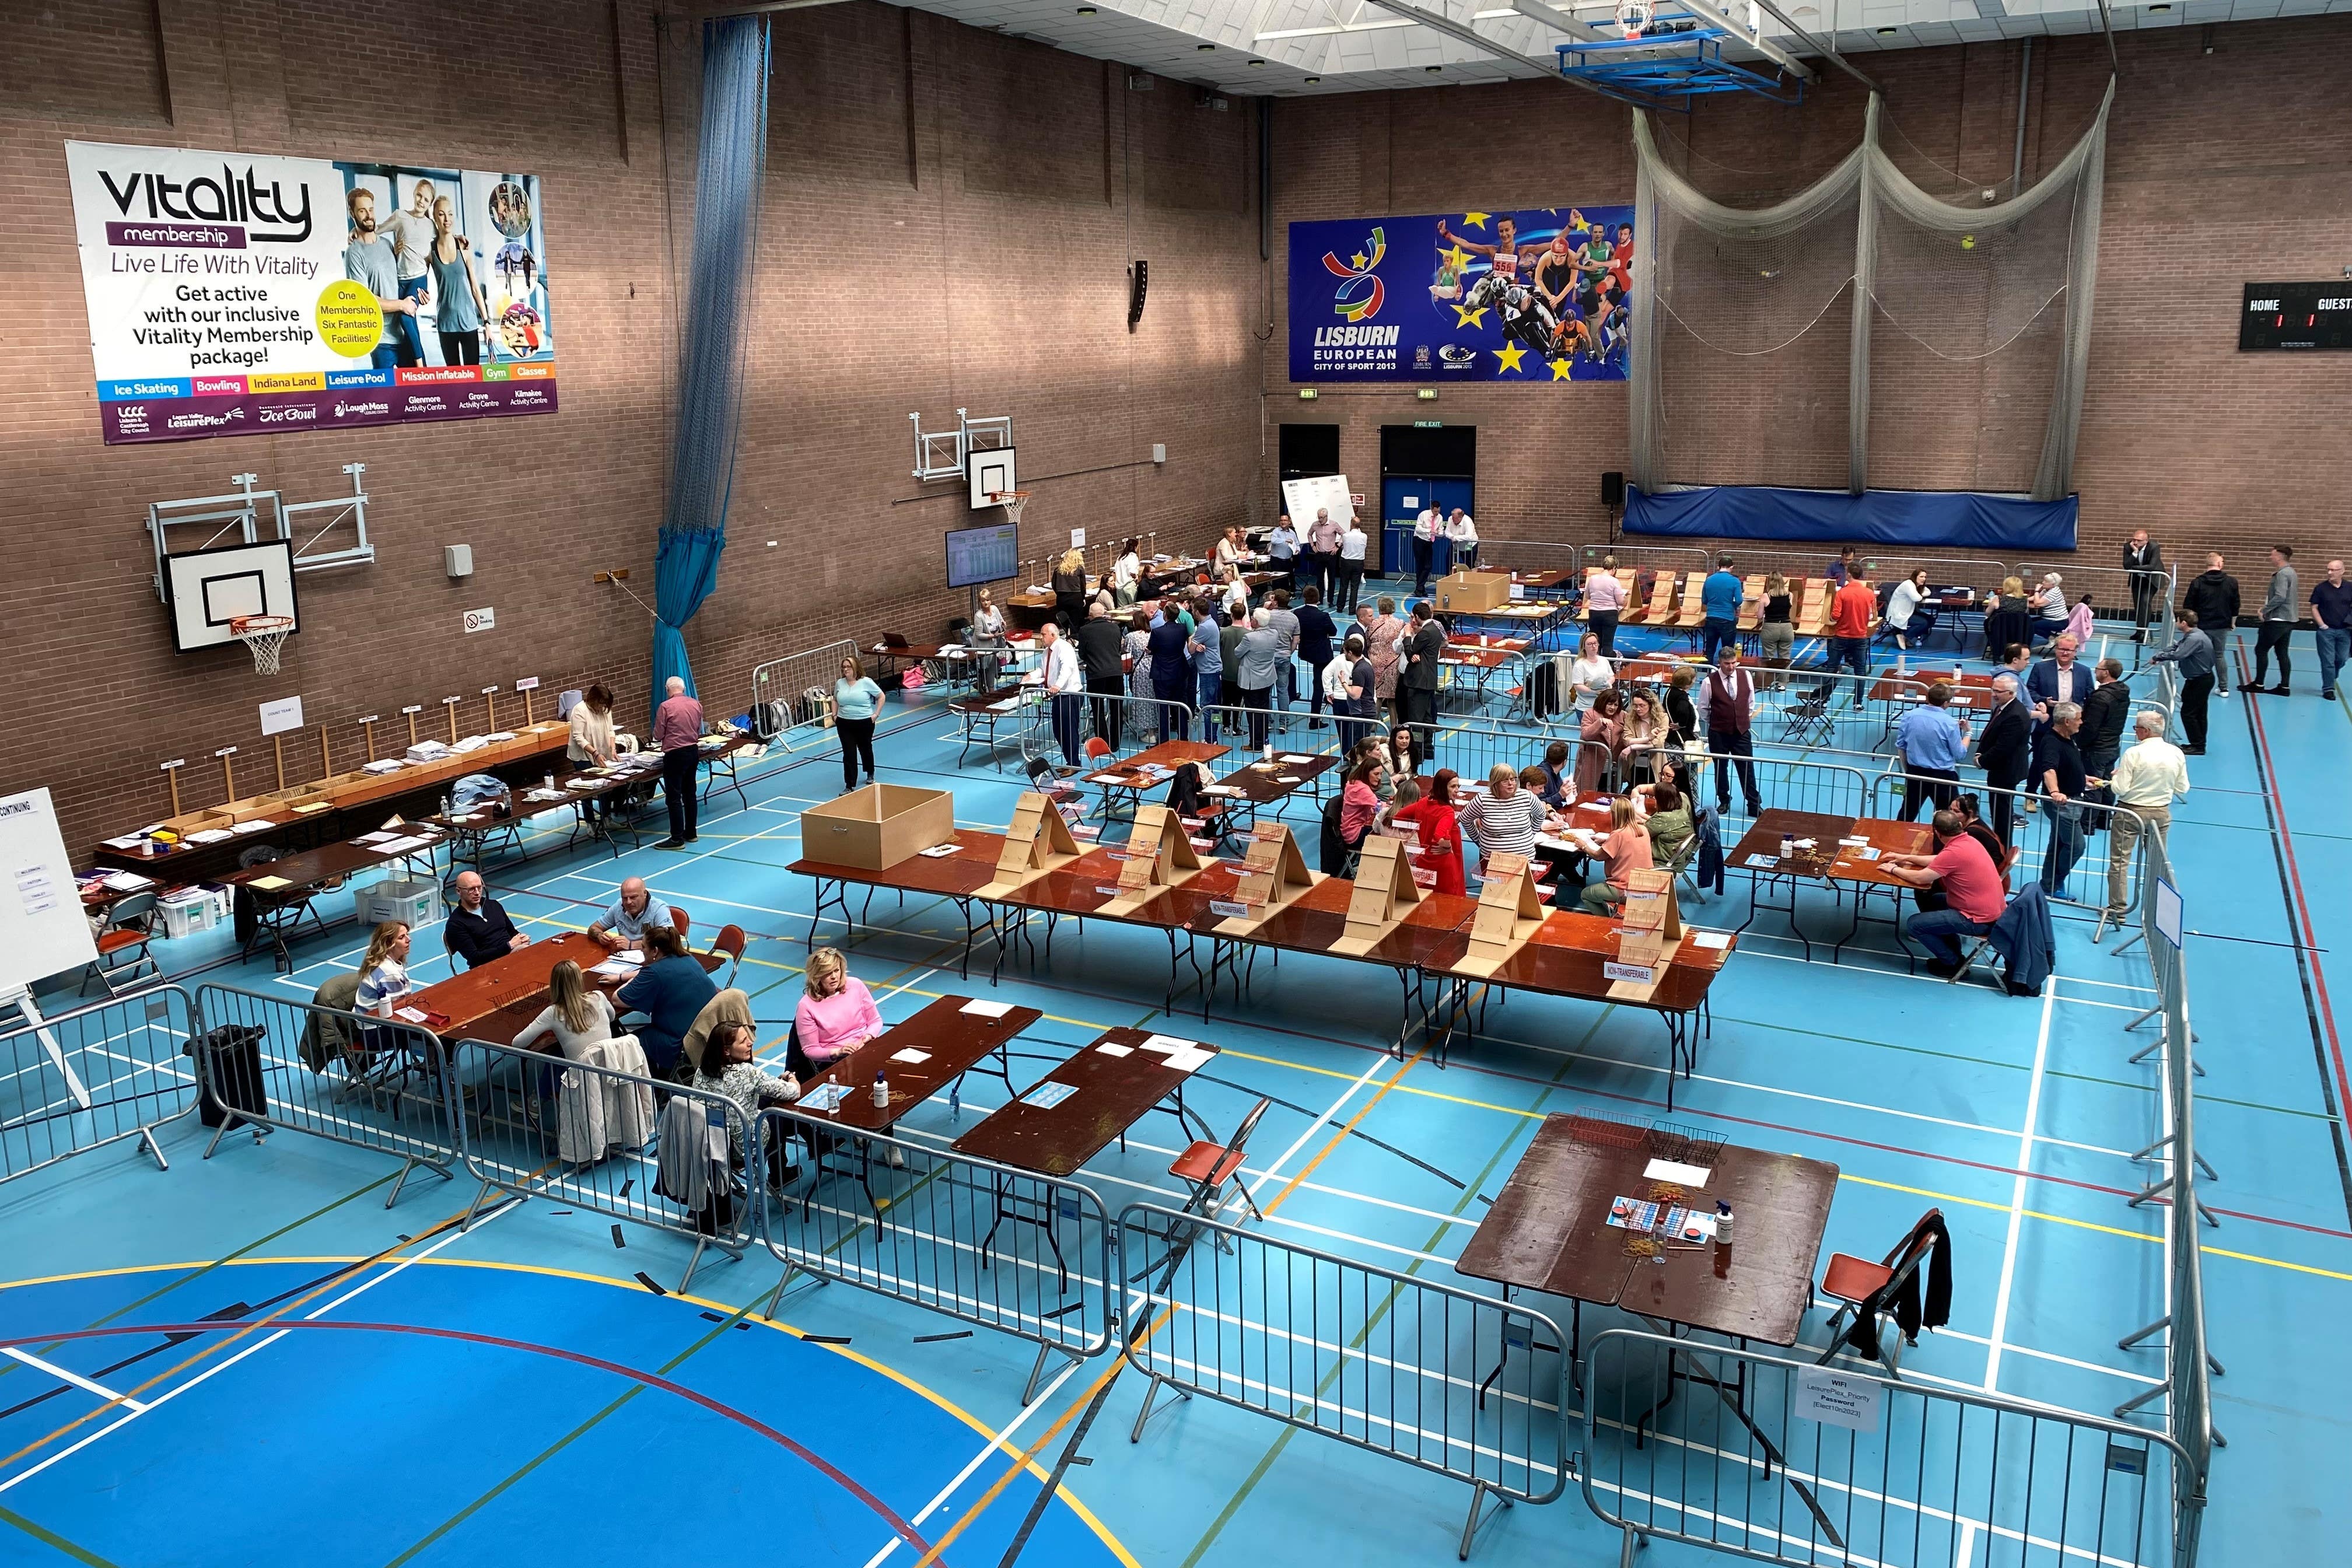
[793,946,885,1071]
[1882,808,2008,975]
[510,959,618,1061]
[590,877,683,951]
[692,1019,803,1186]
[444,870,529,970]
[616,922,717,1077]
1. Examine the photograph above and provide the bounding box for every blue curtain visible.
[1625,484,2078,554]
[650,14,771,719]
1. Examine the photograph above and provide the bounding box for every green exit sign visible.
[1413,419,1443,428]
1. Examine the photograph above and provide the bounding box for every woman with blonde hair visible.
[1368,596,1410,717]
[793,947,883,1070]
[355,921,413,1017]
[1052,548,1088,631]
[510,958,618,1060]
[1618,688,1662,782]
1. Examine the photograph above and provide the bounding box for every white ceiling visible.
[872,0,2338,97]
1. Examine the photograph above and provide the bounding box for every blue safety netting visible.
[650,13,771,719]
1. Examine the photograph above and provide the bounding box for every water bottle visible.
[441,792,453,818]
[1715,1199,1735,1245]
[950,1078,961,1123]
[870,1070,889,1110]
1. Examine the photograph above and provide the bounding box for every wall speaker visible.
[1600,470,1625,508]
[1128,260,1149,332]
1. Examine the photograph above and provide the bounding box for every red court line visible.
[2241,668,2352,1141]
[0,1321,939,1558]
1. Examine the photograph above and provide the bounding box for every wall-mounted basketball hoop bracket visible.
[146,463,376,601]
[909,407,1013,483]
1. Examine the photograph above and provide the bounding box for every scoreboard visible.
[2241,282,2352,351]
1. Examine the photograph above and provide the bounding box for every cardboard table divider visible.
[1097,804,1205,916]
[1451,852,1548,978]
[1606,866,1684,1002]
[978,790,1084,898]
[1327,833,1421,956]
[1210,822,1316,935]
[1674,570,1709,628]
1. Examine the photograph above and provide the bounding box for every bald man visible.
[589,876,682,951]
[443,870,528,969]
[653,674,705,849]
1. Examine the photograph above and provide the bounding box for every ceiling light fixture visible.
[1304,75,1321,83]
[1876,24,1896,32]
[1197,41,1216,50]
[1076,5,1094,12]
[1425,62,1443,71]
[1248,57,1265,65]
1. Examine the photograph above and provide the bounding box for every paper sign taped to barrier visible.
[1795,1368,1882,1432]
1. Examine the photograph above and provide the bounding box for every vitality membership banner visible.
[65,141,558,444]
[1289,206,1633,384]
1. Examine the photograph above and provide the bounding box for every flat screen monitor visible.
[946,522,1018,589]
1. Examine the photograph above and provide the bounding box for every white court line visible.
[0,1348,148,1412]
[1982,972,2056,1399]
[855,1356,1084,1568]
[0,1199,514,1496]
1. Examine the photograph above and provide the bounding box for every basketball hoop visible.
[230,615,295,676]
[988,489,1032,528]
[1614,0,1653,36]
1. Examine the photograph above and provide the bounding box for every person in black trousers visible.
[2151,612,2216,754]
[1975,673,2032,847]
[652,676,704,850]
[1296,586,1339,729]
[1075,601,1126,743]
[2124,529,2163,642]
[1399,602,1445,730]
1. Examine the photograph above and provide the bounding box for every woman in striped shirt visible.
[355,922,414,1017]
[1461,763,1548,872]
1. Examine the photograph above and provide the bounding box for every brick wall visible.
[1261,19,2352,595]
[0,0,1262,852]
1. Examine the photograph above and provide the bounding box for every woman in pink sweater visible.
[793,947,883,1066]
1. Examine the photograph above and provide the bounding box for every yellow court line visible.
[0,1256,1139,1568]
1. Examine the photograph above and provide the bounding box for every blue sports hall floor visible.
[1,608,2342,1567]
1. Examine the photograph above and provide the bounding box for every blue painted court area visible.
[2,608,2347,1567]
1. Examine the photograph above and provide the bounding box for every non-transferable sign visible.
[66,141,558,444]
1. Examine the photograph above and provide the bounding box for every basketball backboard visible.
[164,538,299,654]
[968,446,1018,509]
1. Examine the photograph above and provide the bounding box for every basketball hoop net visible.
[1614,0,1653,36]
[989,489,1032,528]
[230,614,295,676]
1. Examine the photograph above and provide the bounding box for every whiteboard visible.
[0,789,101,997]
[1279,474,1355,531]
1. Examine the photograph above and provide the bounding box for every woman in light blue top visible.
[833,656,884,792]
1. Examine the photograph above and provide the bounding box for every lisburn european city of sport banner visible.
[64,141,558,444]
[1288,206,1633,384]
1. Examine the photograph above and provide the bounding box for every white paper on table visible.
[1743,853,1780,869]
[1097,1042,1133,1057]
[1689,930,1732,950]
[393,1006,430,1024]
[1792,838,1816,849]
[918,843,961,858]
[610,950,643,964]
[1643,1157,1714,1188]
[186,829,235,845]
[1160,1046,1213,1073]
[961,999,1014,1019]
[102,872,155,891]
[1838,837,1868,846]
[890,1048,932,1064]
[103,835,147,850]
[1139,1033,1193,1054]
[1278,754,1315,764]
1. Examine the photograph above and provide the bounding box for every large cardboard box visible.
[1434,570,1513,613]
[801,783,956,870]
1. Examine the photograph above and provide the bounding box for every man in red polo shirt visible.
[1825,568,1878,700]
[1883,809,2008,975]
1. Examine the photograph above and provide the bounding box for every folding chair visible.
[82,890,160,995]
[1168,1097,1272,1234]
[1817,1207,1945,1376]
[1024,754,1083,806]
[708,923,747,986]
[1777,685,1834,747]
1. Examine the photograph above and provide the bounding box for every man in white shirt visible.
[1336,515,1368,612]
[1040,623,1084,768]
[1447,508,1479,571]
[2099,710,2189,916]
[1412,506,1441,596]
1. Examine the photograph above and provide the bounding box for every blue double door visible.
[1380,475,1476,578]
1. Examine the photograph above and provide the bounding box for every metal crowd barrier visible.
[1117,1202,1570,1560]
[0,985,197,1187]
[453,1035,748,1292]
[754,1107,1114,1403]
[1861,775,2154,926]
[749,636,861,746]
[2116,830,2217,1563]
[1580,1327,2197,1568]
[192,984,459,1208]
[1022,689,1202,766]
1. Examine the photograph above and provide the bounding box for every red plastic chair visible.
[708,923,747,985]
[1817,1207,1943,1373]
[1169,1097,1272,1227]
